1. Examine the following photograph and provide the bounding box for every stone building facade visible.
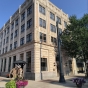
[0,0,77,80]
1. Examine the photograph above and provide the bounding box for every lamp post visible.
[56,21,65,83]
[40,41,42,80]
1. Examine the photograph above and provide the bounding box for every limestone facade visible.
[0,0,77,80]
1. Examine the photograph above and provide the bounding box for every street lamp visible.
[56,21,65,83]
[40,40,42,80]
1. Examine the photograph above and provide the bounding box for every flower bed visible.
[16,80,28,88]
[73,78,86,88]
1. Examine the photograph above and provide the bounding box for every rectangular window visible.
[20,37,24,45]
[40,32,46,42]
[41,58,47,71]
[3,39,5,45]
[4,59,6,72]
[26,51,31,72]
[50,24,56,33]
[51,36,57,45]
[10,44,12,50]
[3,48,4,54]
[11,33,13,40]
[5,46,8,52]
[27,18,32,29]
[21,24,25,33]
[15,19,18,26]
[27,5,32,16]
[39,18,46,28]
[14,30,18,38]
[21,12,25,21]
[56,16,61,24]
[11,23,14,30]
[14,41,17,49]
[13,56,16,68]
[26,33,32,43]
[6,37,9,43]
[4,30,6,37]
[20,53,24,60]
[50,12,55,21]
[8,57,11,72]
[39,5,45,15]
[64,21,67,28]
[7,27,9,34]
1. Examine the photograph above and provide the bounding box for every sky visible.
[0,0,87,28]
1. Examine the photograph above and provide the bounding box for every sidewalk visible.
[0,74,88,88]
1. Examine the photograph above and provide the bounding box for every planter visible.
[73,78,86,88]
[16,80,28,88]
[5,80,16,88]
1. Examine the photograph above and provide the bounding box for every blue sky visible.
[0,0,87,28]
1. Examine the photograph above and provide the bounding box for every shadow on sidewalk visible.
[40,76,88,88]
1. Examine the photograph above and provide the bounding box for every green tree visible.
[61,14,88,77]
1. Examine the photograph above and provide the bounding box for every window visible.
[21,24,25,33]
[11,23,14,30]
[39,5,45,15]
[10,44,12,50]
[27,5,32,16]
[13,56,16,68]
[56,16,61,24]
[15,19,18,26]
[4,59,6,72]
[27,19,32,29]
[50,24,56,33]
[41,58,47,71]
[40,32,46,42]
[1,33,3,39]
[64,21,67,28]
[4,30,6,37]
[0,50,1,55]
[3,48,4,54]
[39,18,46,28]
[11,33,13,40]
[7,27,9,34]
[0,42,2,47]
[50,12,55,21]
[21,12,25,21]
[51,36,57,45]
[14,41,17,49]
[14,30,18,38]
[26,51,31,72]
[0,42,1,47]
[5,46,8,52]
[8,57,11,72]
[20,37,24,45]
[20,53,24,60]
[3,39,5,45]
[26,33,32,43]
[6,37,9,43]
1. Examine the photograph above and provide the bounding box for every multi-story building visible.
[0,0,77,80]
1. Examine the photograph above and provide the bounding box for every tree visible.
[61,14,88,77]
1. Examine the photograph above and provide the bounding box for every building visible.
[0,0,77,81]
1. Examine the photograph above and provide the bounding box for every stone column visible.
[16,53,20,60]
[0,59,1,72]
[23,52,26,73]
[2,59,4,72]
[72,58,77,75]
[6,57,9,72]
[11,56,13,69]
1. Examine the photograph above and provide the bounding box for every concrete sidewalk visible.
[0,74,88,88]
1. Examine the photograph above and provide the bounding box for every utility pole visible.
[56,21,65,83]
